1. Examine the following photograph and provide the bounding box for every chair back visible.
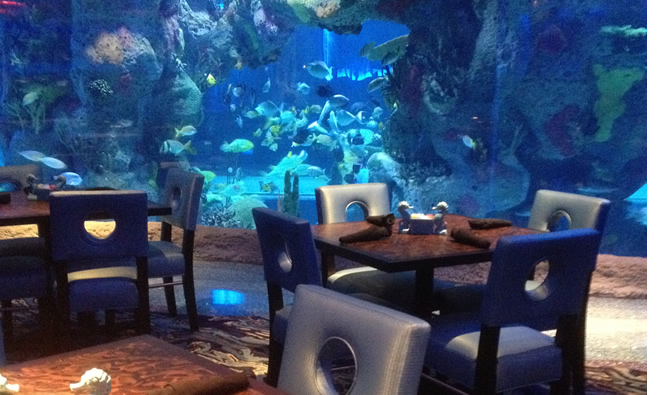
[160,168,204,231]
[279,284,430,395]
[49,190,149,262]
[480,228,601,327]
[252,207,322,292]
[315,183,390,224]
[0,164,41,191]
[528,189,610,233]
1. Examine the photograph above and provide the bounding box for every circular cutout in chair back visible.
[345,202,368,222]
[525,258,551,301]
[316,337,357,395]
[169,186,183,212]
[277,247,292,273]
[84,211,116,240]
[546,210,571,232]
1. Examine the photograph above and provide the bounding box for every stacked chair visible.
[422,228,602,394]
[279,284,430,395]
[49,190,151,344]
[0,164,54,347]
[315,183,453,314]
[147,168,204,331]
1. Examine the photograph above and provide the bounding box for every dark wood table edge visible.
[2,335,285,394]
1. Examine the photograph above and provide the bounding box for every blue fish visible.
[58,172,83,186]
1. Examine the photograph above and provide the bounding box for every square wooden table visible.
[313,214,537,316]
[0,335,285,394]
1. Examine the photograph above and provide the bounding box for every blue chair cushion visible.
[0,256,49,300]
[68,277,138,312]
[0,237,47,257]
[147,241,185,278]
[425,314,562,392]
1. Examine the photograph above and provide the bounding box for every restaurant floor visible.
[149,260,648,367]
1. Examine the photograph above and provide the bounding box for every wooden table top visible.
[313,214,537,272]
[0,335,285,394]
[0,191,171,227]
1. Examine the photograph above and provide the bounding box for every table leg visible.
[415,267,434,317]
[320,252,336,286]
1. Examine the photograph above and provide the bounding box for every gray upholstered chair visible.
[278,284,430,395]
[49,190,151,341]
[0,164,53,342]
[423,228,602,394]
[147,168,204,331]
[315,183,453,314]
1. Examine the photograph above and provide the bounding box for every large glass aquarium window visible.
[0,0,647,256]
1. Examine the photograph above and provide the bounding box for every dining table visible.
[312,214,538,317]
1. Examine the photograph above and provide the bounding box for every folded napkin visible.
[147,373,249,395]
[467,218,513,230]
[365,213,396,227]
[450,228,491,249]
[339,224,393,243]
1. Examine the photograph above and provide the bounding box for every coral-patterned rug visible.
[3,311,647,394]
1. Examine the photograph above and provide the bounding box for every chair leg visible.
[265,338,283,387]
[183,274,199,331]
[163,277,177,316]
[1,300,13,341]
[137,257,151,334]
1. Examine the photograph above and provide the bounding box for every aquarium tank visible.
[0,0,647,256]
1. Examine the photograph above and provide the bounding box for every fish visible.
[291,164,311,176]
[462,135,476,149]
[235,115,243,128]
[367,76,388,93]
[307,121,329,135]
[22,91,41,106]
[335,110,357,126]
[175,125,198,138]
[268,143,278,151]
[360,41,375,58]
[160,139,195,156]
[244,110,261,119]
[280,110,296,125]
[223,83,233,104]
[206,73,216,86]
[232,84,245,97]
[305,61,333,80]
[296,82,310,95]
[253,128,263,137]
[366,35,409,61]
[58,172,82,186]
[314,134,335,147]
[381,51,402,66]
[306,104,323,114]
[262,77,271,93]
[39,156,67,169]
[18,150,46,162]
[259,181,279,193]
[306,166,325,178]
[199,170,216,183]
[328,111,340,133]
[262,150,308,179]
[255,101,280,117]
[328,94,350,108]
[371,106,384,120]
[221,138,254,153]
[350,132,365,145]
[316,84,333,98]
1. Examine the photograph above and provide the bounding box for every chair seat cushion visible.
[0,255,50,300]
[424,314,562,392]
[434,283,486,315]
[68,277,138,312]
[147,241,185,278]
[327,267,455,313]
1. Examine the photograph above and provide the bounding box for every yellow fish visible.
[206,73,216,86]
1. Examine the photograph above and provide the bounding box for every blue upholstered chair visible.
[49,190,151,341]
[315,183,453,314]
[147,168,204,331]
[278,284,430,395]
[0,164,53,342]
[423,228,602,394]
[252,207,323,386]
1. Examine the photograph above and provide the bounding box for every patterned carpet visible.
[3,311,647,394]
